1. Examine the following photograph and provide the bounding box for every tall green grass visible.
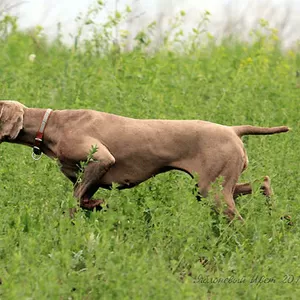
[0,4,299,299]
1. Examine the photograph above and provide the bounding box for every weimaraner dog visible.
[0,100,289,220]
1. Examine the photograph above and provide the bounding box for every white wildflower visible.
[28,54,36,62]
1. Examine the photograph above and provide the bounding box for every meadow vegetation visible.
[0,2,299,299]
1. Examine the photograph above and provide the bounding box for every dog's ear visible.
[0,101,25,140]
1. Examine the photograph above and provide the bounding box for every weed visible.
[0,3,299,299]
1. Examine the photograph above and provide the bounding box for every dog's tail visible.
[233,125,290,137]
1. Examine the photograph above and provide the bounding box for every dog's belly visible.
[99,160,168,189]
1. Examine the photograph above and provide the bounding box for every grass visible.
[0,6,300,299]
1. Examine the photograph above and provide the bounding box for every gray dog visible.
[0,101,289,220]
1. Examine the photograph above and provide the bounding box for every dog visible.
[0,100,289,220]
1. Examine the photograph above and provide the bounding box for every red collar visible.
[32,109,53,160]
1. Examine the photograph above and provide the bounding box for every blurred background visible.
[2,0,300,48]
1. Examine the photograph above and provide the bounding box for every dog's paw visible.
[262,176,273,197]
[80,199,106,211]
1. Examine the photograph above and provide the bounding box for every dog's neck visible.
[16,108,57,158]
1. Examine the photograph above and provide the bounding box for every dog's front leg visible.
[73,144,115,210]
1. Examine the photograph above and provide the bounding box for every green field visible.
[0,6,300,299]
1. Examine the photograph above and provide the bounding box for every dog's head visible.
[0,101,26,142]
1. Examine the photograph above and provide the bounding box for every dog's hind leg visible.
[195,176,242,221]
[211,159,245,221]
[222,189,244,222]
[233,176,272,199]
